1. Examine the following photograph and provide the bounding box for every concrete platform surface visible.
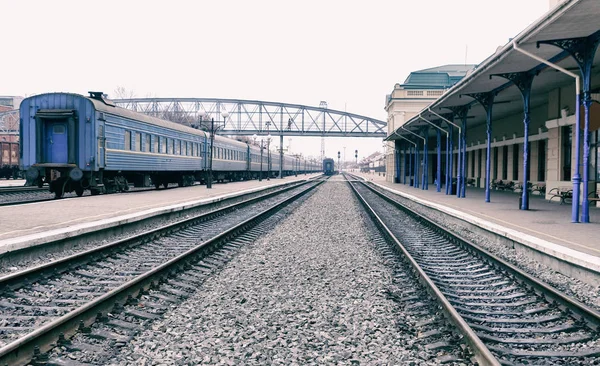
[351,171,600,273]
[0,174,321,252]
[0,179,26,187]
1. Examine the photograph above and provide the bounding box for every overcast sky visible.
[3,0,549,161]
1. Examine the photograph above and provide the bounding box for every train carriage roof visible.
[24,92,208,139]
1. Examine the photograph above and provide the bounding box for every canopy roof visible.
[387,0,600,141]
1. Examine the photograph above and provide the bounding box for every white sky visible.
[2,0,549,161]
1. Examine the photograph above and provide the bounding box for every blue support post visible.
[448,106,469,198]
[538,32,600,223]
[445,127,450,194]
[465,93,495,202]
[409,146,413,186]
[461,117,467,197]
[395,144,400,183]
[448,124,454,195]
[422,128,428,190]
[402,147,408,184]
[455,127,461,198]
[492,72,536,210]
[436,128,441,192]
[415,145,419,188]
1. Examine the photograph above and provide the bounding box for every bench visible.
[548,186,573,205]
[496,180,514,191]
[589,190,600,206]
[531,183,546,196]
[512,181,523,193]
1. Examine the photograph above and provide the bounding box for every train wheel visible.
[90,189,101,196]
[162,182,169,189]
[75,187,84,197]
[54,188,64,199]
[154,181,161,189]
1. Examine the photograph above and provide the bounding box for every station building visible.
[384,65,475,180]
[384,0,600,224]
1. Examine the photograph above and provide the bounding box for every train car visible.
[20,92,323,198]
[21,92,211,197]
[323,158,335,176]
[0,141,20,179]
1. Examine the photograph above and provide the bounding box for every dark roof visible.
[400,64,476,89]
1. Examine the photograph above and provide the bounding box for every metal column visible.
[538,32,600,222]
[465,93,495,203]
[493,72,536,210]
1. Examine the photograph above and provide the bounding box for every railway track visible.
[346,174,600,365]
[0,177,325,365]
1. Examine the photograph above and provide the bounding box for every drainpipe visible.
[401,125,426,189]
[512,41,581,223]
[419,114,449,193]
[428,108,462,196]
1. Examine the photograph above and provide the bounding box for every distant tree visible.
[112,86,136,100]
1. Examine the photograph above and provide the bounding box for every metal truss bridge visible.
[113,98,387,137]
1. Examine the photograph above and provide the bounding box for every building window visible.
[124,131,131,150]
[471,151,475,177]
[502,145,508,180]
[407,90,424,96]
[513,144,519,180]
[561,126,572,181]
[478,149,482,178]
[426,90,443,97]
[595,131,599,181]
[538,140,546,182]
[493,147,498,180]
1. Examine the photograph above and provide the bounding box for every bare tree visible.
[112,86,136,100]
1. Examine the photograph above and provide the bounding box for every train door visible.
[97,124,106,168]
[44,122,68,163]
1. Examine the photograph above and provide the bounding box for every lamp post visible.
[266,134,272,180]
[253,134,264,182]
[205,111,228,189]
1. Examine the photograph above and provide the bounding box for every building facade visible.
[384,65,475,182]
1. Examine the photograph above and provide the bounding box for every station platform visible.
[0,174,321,254]
[350,171,600,276]
[0,179,26,187]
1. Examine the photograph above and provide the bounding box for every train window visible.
[53,125,66,134]
[153,136,158,153]
[175,140,180,155]
[135,133,141,151]
[171,139,175,155]
[145,135,151,152]
[124,131,131,150]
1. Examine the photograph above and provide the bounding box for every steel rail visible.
[0,179,311,289]
[345,174,500,366]
[0,177,325,365]
[356,177,600,331]
[0,186,45,194]
[348,174,600,362]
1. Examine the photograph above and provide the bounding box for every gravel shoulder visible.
[109,177,465,365]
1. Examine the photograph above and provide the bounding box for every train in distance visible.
[323,158,336,176]
[20,92,322,198]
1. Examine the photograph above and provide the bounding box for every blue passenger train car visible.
[20,92,322,197]
[323,158,335,175]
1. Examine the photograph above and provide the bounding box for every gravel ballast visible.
[110,177,469,365]
[367,182,600,313]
